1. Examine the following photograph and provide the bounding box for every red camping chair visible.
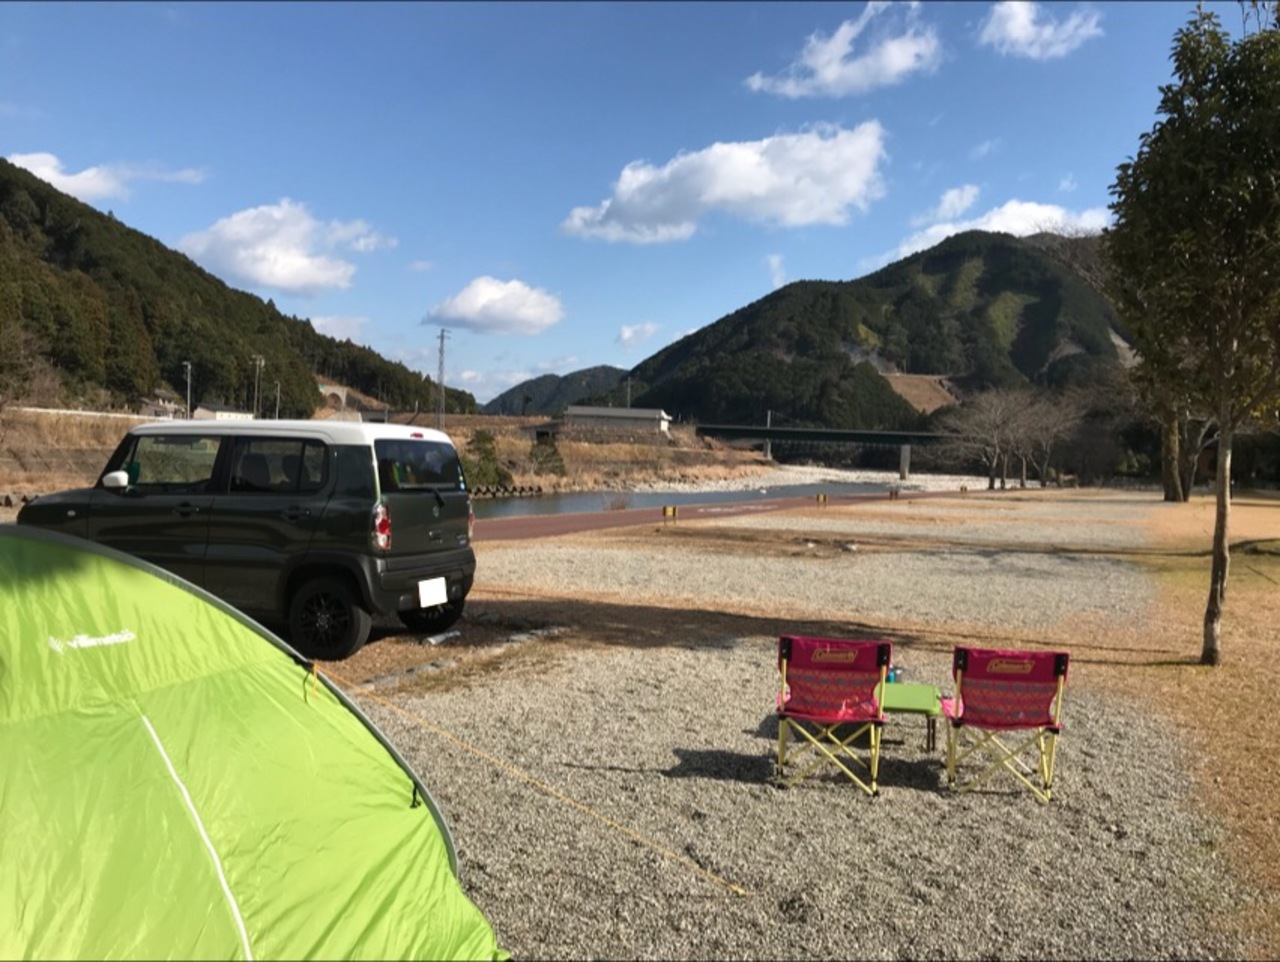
[942,646,1069,804]
[776,635,891,795]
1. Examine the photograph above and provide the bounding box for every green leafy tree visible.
[461,430,513,488]
[1104,7,1280,665]
[528,437,566,476]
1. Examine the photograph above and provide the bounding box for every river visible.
[470,479,895,520]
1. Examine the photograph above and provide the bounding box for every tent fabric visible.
[0,524,506,961]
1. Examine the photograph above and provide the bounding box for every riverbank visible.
[630,462,989,494]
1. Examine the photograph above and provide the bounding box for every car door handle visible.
[173,502,201,518]
[283,506,312,522]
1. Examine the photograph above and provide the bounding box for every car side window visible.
[122,435,221,493]
[230,438,328,494]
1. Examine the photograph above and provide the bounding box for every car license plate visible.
[418,577,448,607]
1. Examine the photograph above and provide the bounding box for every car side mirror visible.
[102,470,131,490]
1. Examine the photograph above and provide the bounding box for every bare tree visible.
[935,390,1022,490]
[1022,392,1086,487]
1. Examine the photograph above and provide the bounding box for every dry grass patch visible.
[1081,492,1280,958]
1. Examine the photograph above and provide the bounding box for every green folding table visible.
[881,682,942,751]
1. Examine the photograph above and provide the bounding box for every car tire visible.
[398,597,465,635]
[288,577,372,661]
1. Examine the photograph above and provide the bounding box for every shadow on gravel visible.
[464,595,945,654]
[663,748,775,784]
[465,595,1186,667]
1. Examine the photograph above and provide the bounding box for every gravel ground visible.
[345,493,1252,960]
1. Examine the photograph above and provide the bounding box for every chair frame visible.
[944,647,1069,804]
[775,635,891,796]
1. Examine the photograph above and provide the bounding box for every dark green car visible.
[18,419,476,660]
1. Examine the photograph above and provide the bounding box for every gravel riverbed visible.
[350,491,1251,960]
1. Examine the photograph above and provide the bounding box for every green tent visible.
[0,524,506,960]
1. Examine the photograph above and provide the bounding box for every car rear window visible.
[374,439,465,492]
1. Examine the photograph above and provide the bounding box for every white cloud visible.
[978,2,1103,60]
[563,122,887,244]
[429,276,564,335]
[969,138,1000,161]
[871,198,1108,267]
[309,315,370,342]
[178,198,394,297]
[409,260,433,272]
[767,253,786,289]
[7,151,206,202]
[617,323,659,350]
[745,1,941,98]
[1058,173,1078,192]
[915,184,979,225]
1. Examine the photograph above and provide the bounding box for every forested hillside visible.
[610,230,1127,430]
[0,158,475,416]
[482,364,626,415]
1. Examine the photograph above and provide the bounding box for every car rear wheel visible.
[289,577,372,660]
[398,597,465,635]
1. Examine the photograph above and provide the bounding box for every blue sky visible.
[1,1,1238,403]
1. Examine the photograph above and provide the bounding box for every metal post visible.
[250,354,265,418]
[182,360,192,419]
[274,381,281,419]
[764,409,772,461]
[436,328,450,430]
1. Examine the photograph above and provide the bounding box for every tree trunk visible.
[1179,440,1198,502]
[1200,427,1232,666]
[1162,414,1184,502]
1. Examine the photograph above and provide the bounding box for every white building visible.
[563,406,672,435]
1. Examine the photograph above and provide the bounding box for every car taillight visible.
[373,503,392,551]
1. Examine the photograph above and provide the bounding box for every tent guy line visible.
[327,668,753,899]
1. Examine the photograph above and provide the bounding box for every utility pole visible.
[182,360,192,419]
[274,381,281,419]
[250,354,265,418]
[764,409,772,461]
[436,328,450,430]
[625,376,632,408]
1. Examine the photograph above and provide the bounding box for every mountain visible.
[610,230,1125,429]
[481,365,627,415]
[0,157,475,417]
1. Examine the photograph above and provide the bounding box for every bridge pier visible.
[899,444,911,480]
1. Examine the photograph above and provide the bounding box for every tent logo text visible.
[48,629,137,654]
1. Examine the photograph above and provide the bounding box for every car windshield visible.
[374,439,464,492]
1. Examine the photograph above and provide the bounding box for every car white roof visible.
[127,419,458,447]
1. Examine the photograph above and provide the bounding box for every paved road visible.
[473,488,928,541]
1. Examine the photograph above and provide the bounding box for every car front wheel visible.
[289,577,372,660]
[399,597,465,635]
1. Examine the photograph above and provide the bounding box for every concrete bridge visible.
[694,424,949,479]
